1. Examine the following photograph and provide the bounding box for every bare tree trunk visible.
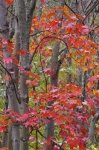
[45,43,60,150]
[0,1,20,150]
[14,1,36,150]
[45,1,65,149]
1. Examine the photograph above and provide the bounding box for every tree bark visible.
[0,0,20,150]
[14,1,36,150]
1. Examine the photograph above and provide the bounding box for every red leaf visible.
[53,145,59,150]
[5,0,13,5]
[3,57,12,64]
[41,0,45,3]
[67,138,78,149]
[0,126,7,133]
[18,49,28,56]
[26,80,39,86]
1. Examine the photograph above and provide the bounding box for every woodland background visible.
[0,0,99,150]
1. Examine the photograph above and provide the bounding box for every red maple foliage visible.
[0,1,99,149]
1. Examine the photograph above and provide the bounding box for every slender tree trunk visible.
[0,1,20,150]
[45,1,65,149]
[45,43,60,150]
[14,1,36,150]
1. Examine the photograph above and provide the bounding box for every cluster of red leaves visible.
[0,148,9,150]
[4,0,13,5]
[0,84,97,149]
[0,3,99,150]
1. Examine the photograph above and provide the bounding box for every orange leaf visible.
[0,148,9,150]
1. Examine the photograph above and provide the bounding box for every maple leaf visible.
[40,0,45,3]
[53,145,59,150]
[17,49,28,56]
[0,126,7,133]
[3,57,12,64]
[43,68,53,76]
[67,138,79,149]
[26,80,39,86]
[75,23,90,35]
[0,148,9,150]
[5,0,13,5]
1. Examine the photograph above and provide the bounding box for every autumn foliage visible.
[5,0,13,5]
[0,0,99,149]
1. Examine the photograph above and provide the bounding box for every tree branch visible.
[0,61,21,104]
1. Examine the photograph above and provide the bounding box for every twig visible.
[37,129,64,150]
[29,36,68,64]
[0,60,21,104]
[83,0,99,23]
[36,129,38,150]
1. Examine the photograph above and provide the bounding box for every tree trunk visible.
[0,0,20,150]
[14,1,36,150]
